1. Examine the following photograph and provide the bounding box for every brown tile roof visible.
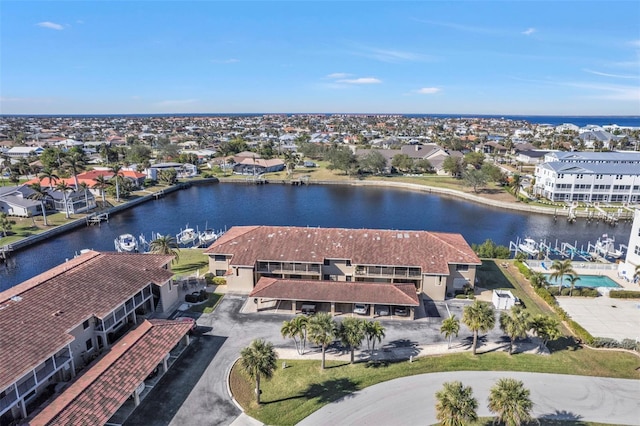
[0,251,174,391]
[205,226,480,272]
[29,319,192,426]
[250,277,419,306]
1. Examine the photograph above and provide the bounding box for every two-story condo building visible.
[0,251,185,425]
[533,152,640,203]
[205,226,481,318]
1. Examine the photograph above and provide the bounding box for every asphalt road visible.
[298,371,640,426]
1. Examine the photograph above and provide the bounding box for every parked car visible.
[353,303,370,315]
[375,305,390,316]
[301,304,316,315]
[393,306,409,316]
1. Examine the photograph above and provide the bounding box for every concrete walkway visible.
[298,371,640,426]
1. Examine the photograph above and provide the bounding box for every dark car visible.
[393,306,409,316]
[375,305,390,316]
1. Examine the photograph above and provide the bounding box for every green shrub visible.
[212,276,227,286]
[567,319,594,345]
[609,290,640,299]
[535,286,557,306]
[592,337,639,351]
[514,260,532,278]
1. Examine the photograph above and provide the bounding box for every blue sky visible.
[1,1,639,115]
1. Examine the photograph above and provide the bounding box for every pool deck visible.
[530,264,640,341]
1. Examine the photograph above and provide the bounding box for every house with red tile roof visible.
[204,226,481,317]
[0,251,182,425]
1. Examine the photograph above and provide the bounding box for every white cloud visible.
[336,77,381,85]
[36,21,64,30]
[629,39,640,48]
[417,87,441,94]
[522,28,536,36]
[327,73,351,79]
[583,69,638,79]
[211,58,239,64]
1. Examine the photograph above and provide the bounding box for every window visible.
[346,276,352,282]
[85,338,93,352]
[214,255,226,262]
[215,269,226,276]
[323,259,330,266]
[635,245,640,256]
[83,319,90,330]
[345,260,351,266]
[455,264,469,272]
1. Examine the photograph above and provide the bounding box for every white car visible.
[353,303,369,315]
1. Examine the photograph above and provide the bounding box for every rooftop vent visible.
[52,310,65,317]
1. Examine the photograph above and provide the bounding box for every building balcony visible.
[355,266,421,278]
[0,388,17,412]
[257,262,321,275]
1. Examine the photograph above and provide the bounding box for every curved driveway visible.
[298,371,640,426]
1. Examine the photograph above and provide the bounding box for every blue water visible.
[0,182,633,291]
[3,114,638,128]
[544,274,621,288]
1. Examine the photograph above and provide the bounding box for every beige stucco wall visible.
[158,279,179,313]
[422,275,447,301]
[69,319,97,367]
[226,266,255,293]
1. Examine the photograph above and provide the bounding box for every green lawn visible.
[231,348,640,425]
[170,248,209,276]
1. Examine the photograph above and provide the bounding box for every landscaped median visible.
[229,349,640,426]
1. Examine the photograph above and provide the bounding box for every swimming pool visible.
[544,274,621,288]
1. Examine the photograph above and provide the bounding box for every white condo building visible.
[533,152,640,203]
[618,209,640,282]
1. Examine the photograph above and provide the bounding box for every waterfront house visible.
[0,251,185,425]
[533,151,640,203]
[232,157,285,175]
[204,226,481,318]
[5,146,44,159]
[0,185,42,217]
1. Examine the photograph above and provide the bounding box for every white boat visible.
[176,227,197,246]
[198,229,219,246]
[114,234,138,252]
[518,238,539,257]
[593,234,624,259]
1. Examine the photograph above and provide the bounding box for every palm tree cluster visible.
[280,314,386,369]
[436,378,534,426]
[549,259,580,296]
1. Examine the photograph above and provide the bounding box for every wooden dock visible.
[86,213,109,226]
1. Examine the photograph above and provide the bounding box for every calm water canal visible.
[0,182,633,291]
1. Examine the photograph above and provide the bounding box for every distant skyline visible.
[1,1,639,115]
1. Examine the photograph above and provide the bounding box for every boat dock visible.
[86,213,109,226]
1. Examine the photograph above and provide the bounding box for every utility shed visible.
[492,289,518,310]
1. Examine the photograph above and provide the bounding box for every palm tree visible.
[462,300,496,355]
[530,314,561,347]
[94,175,108,205]
[440,315,460,349]
[307,312,336,370]
[435,381,478,426]
[499,307,532,355]
[39,168,59,190]
[549,259,576,289]
[364,320,385,352]
[529,271,548,289]
[64,151,86,190]
[281,315,308,355]
[566,274,581,297]
[488,378,534,426]
[337,317,366,364]
[78,182,91,213]
[111,164,123,202]
[55,181,73,219]
[239,339,278,405]
[28,182,50,226]
[0,213,15,237]
[148,234,180,262]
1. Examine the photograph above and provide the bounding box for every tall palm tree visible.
[307,312,336,370]
[64,151,86,190]
[488,378,534,426]
[39,168,59,190]
[566,275,581,297]
[148,234,180,263]
[549,259,576,289]
[240,339,278,405]
[528,271,548,289]
[111,164,123,202]
[337,317,366,364]
[78,182,91,213]
[462,300,496,355]
[435,381,478,426]
[364,320,385,352]
[28,182,50,226]
[94,175,108,205]
[281,315,308,355]
[55,181,73,219]
[499,307,532,355]
[440,315,460,349]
